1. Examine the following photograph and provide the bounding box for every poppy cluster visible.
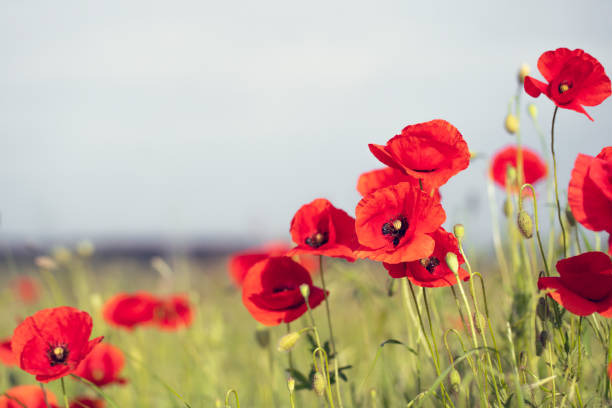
[0,385,105,408]
[102,292,193,331]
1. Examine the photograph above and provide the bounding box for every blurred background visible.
[1,0,611,255]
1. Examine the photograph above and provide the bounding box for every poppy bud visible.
[527,103,538,120]
[505,165,517,187]
[215,399,222,408]
[503,199,514,218]
[565,207,576,227]
[469,151,478,160]
[299,283,310,300]
[453,224,465,241]
[312,372,326,396]
[287,376,295,393]
[449,368,461,394]
[445,252,459,275]
[539,330,549,348]
[505,114,520,134]
[277,331,302,352]
[255,327,270,349]
[517,210,534,239]
[518,63,530,84]
[52,246,72,264]
[473,312,487,334]
[76,240,95,257]
[536,297,550,322]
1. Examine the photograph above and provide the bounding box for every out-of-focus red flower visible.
[0,385,58,408]
[383,228,470,287]
[11,306,103,383]
[102,293,158,329]
[0,338,16,366]
[69,397,105,408]
[12,276,41,304]
[524,48,611,121]
[152,295,193,330]
[228,242,318,286]
[608,360,612,382]
[568,147,612,236]
[354,183,445,264]
[242,256,326,326]
[368,119,470,190]
[73,343,126,387]
[287,198,359,262]
[489,145,548,190]
[538,251,612,317]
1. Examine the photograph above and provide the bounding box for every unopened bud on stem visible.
[312,372,326,396]
[453,224,465,241]
[299,283,310,300]
[445,252,459,275]
[517,210,534,239]
[518,63,530,84]
[278,331,302,352]
[505,114,520,134]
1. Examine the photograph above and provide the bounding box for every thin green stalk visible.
[60,377,69,408]
[550,106,568,258]
[225,389,240,408]
[449,286,467,332]
[286,323,294,370]
[39,383,51,408]
[519,184,549,276]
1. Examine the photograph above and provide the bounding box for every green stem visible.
[39,383,51,408]
[550,106,568,258]
[60,377,69,408]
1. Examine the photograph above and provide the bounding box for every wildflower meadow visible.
[1,47,611,408]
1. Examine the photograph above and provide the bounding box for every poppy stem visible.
[519,184,549,276]
[285,323,294,371]
[550,106,568,258]
[60,377,69,408]
[39,383,51,408]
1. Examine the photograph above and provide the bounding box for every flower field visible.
[1,47,611,408]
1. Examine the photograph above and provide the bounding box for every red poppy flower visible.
[73,343,126,387]
[383,228,470,287]
[0,385,58,408]
[357,168,442,201]
[70,398,105,408]
[242,256,326,326]
[524,48,611,121]
[489,145,548,189]
[11,306,103,383]
[287,198,358,261]
[568,147,612,235]
[354,182,445,264]
[608,360,612,382]
[368,119,470,189]
[102,293,158,329]
[538,251,612,317]
[0,338,16,366]
[228,242,318,286]
[152,295,193,330]
[12,276,41,304]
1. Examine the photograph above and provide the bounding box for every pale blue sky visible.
[1,0,611,246]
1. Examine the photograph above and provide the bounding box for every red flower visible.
[568,147,612,235]
[242,256,326,326]
[11,306,103,383]
[0,338,16,366]
[608,360,612,382]
[368,120,470,189]
[357,168,442,201]
[73,343,126,387]
[228,242,317,286]
[0,385,58,408]
[287,198,358,261]
[354,183,446,263]
[489,145,548,190]
[102,293,158,329]
[152,295,193,330]
[70,398,105,408]
[524,48,611,121]
[12,276,41,304]
[383,228,470,287]
[538,251,612,317]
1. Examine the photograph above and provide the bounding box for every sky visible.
[1,0,611,248]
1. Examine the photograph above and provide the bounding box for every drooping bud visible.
[517,210,534,239]
[565,207,576,227]
[255,327,270,349]
[473,311,487,334]
[445,252,459,275]
[505,114,520,134]
[453,224,465,241]
[299,283,310,300]
[518,63,530,84]
[503,198,514,218]
[278,331,302,352]
[449,368,461,394]
[527,103,538,120]
[312,372,326,396]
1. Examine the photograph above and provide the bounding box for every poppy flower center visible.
[272,284,296,293]
[382,215,409,246]
[558,82,571,93]
[305,232,328,248]
[420,256,441,274]
[47,344,69,366]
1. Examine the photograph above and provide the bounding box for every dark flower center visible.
[558,81,571,93]
[382,215,408,246]
[47,343,69,367]
[272,285,296,293]
[420,256,441,274]
[305,232,328,248]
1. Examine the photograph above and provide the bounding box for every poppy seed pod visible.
[517,211,534,239]
[518,63,530,84]
[313,372,326,396]
[445,252,459,275]
[505,114,520,134]
[527,103,538,120]
[503,199,514,218]
[277,331,302,352]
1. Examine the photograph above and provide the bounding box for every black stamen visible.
[305,232,328,248]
